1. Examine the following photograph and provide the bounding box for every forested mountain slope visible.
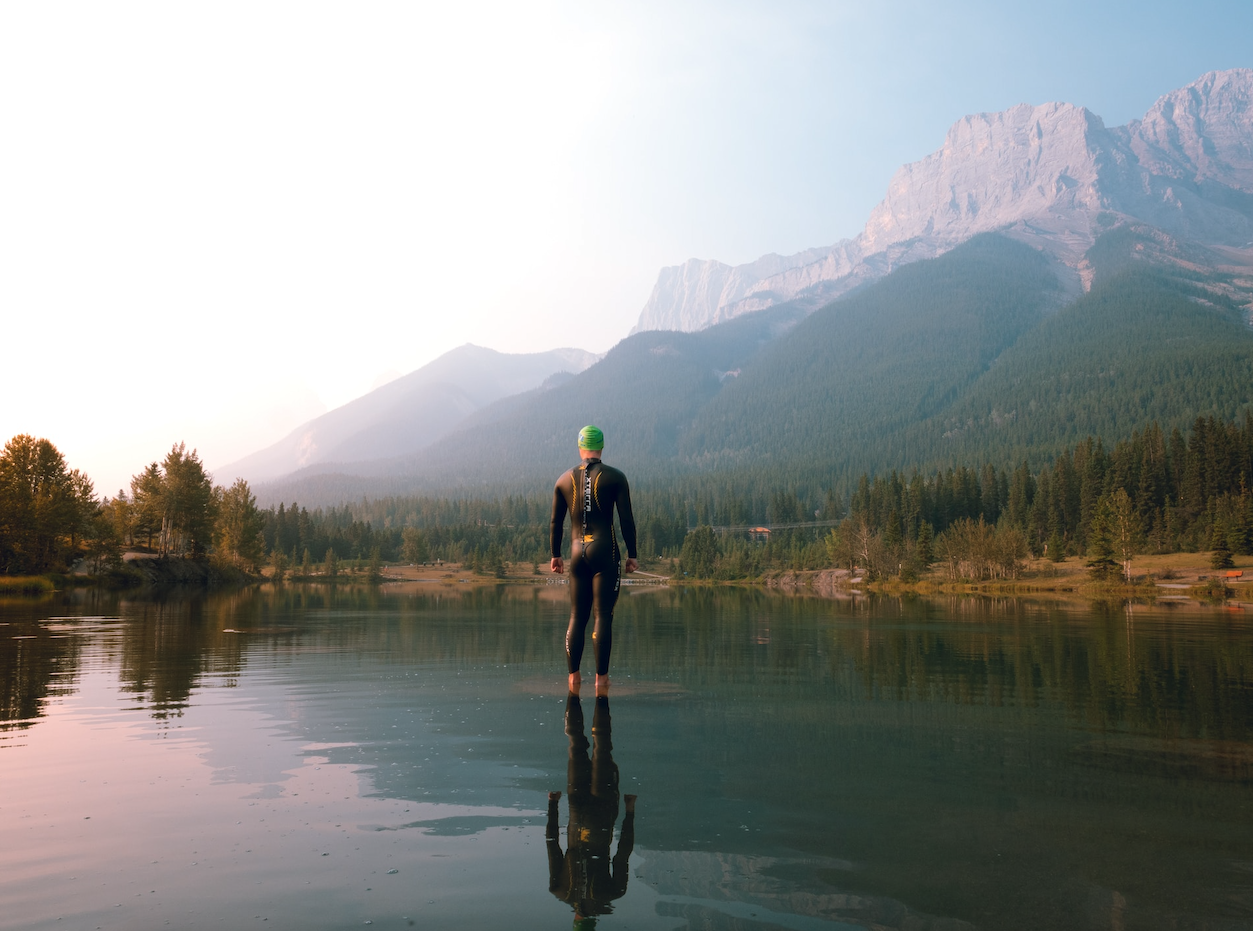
[257,231,1253,507]
[679,234,1061,468]
[916,268,1253,466]
[680,230,1253,479]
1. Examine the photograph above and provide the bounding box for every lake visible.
[2,583,1252,931]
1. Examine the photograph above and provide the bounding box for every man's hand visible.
[624,557,638,574]
[550,557,564,574]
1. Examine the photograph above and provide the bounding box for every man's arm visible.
[546,791,567,893]
[610,795,636,898]
[550,479,568,574]
[617,475,638,572]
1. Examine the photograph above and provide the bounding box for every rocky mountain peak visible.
[1129,68,1253,192]
[633,69,1253,335]
[863,101,1107,253]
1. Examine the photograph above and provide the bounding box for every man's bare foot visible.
[624,794,637,813]
[568,672,581,695]
[595,674,610,697]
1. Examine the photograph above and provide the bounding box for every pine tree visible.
[1236,479,1253,556]
[129,462,164,550]
[916,522,934,565]
[1077,438,1109,549]
[485,543,505,578]
[1210,524,1235,570]
[679,526,720,578]
[1086,494,1119,581]
[883,509,903,551]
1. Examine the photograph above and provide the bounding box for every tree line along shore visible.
[0,413,1250,597]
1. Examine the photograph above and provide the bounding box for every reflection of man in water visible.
[547,694,636,926]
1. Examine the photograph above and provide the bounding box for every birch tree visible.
[214,478,265,569]
[1105,488,1140,583]
[158,443,215,557]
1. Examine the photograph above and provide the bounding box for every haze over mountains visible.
[222,345,597,484]
[236,70,1253,507]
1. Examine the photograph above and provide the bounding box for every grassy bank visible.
[369,553,1248,603]
[770,552,1251,602]
[258,553,1253,607]
[0,575,57,595]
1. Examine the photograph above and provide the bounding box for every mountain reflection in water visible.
[0,585,1251,930]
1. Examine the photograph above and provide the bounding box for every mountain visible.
[219,344,597,485]
[675,235,1062,467]
[629,247,829,334]
[258,229,1253,507]
[680,230,1253,477]
[254,303,810,504]
[250,70,1253,507]
[635,69,1253,333]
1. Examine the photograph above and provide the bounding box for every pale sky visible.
[2,0,1249,496]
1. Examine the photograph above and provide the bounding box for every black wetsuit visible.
[550,459,637,676]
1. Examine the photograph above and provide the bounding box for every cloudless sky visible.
[2,0,1250,494]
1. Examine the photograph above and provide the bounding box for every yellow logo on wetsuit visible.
[582,464,594,537]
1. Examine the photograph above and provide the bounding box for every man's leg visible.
[590,565,620,695]
[566,563,595,692]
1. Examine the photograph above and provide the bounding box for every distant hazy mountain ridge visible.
[220,344,597,485]
[634,69,1253,333]
[629,247,829,333]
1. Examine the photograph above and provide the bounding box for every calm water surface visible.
[2,584,1252,931]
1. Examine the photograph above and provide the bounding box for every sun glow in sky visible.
[2,0,1249,495]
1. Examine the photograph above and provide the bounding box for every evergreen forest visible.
[248,414,1253,582]
[3,413,1251,584]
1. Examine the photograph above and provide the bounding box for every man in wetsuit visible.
[550,425,638,697]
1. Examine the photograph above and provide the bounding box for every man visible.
[550,425,638,697]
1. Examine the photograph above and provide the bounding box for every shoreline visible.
[761,552,1252,606]
[370,553,1252,607]
[8,552,1248,607]
[396,552,1252,600]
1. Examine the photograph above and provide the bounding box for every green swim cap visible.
[577,425,604,450]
